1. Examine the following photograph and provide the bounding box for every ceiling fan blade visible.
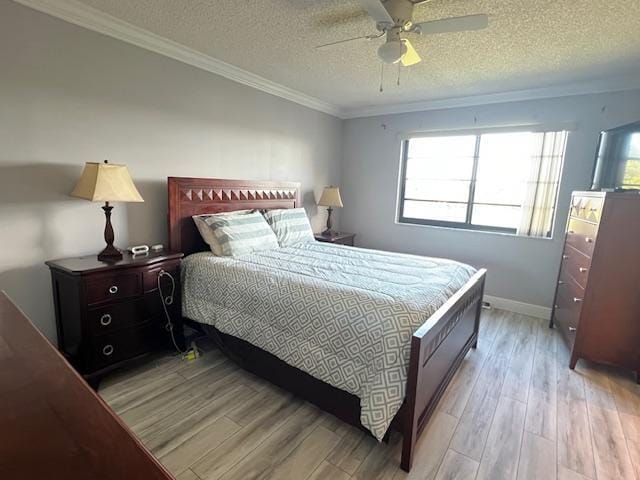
[315,33,382,50]
[415,14,489,35]
[358,0,393,24]
[401,39,421,66]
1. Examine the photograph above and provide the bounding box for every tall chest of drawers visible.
[551,191,640,381]
[46,251,184,387]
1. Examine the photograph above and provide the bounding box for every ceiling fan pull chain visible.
[379,63,384,92]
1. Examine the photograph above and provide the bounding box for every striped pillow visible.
[193,211,278,256]
[193,210,251,256]
[263,208,315,247]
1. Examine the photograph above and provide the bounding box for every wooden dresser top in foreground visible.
[0,291,174,480]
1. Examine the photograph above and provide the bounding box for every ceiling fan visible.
[316,0,489,67]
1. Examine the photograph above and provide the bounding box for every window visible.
[398,129,568,237]
[622,132,640,189]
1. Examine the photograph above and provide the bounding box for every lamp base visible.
[97,244,123,262]
[98,202,123,262]
[324,206,334,237]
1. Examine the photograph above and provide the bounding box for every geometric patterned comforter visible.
[182,242,476,440]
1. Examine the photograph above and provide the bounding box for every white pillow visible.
[193,210,250,255]
[263,208,315,247]
[193,211,279,256]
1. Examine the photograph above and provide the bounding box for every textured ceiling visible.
[76,0,640,110]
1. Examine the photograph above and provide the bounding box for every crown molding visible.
[343,75,640,119]
[14,0,346,119]
[14,0,640,122]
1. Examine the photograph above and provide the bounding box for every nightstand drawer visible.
[90,323,158,369]
[85,272,142,305]
[88,299,151,335]
[143,263,181,293]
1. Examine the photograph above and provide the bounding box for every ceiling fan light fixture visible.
[377,40,407,64]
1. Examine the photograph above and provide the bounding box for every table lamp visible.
[71,160,144,261]
[318,186,343,236]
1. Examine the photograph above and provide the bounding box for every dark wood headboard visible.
[167,177,301,256]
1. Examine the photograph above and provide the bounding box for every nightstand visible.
[46,251,184,388]
[314,232,356,246]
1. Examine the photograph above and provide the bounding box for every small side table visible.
[46,251,184,388]
[314,232,356,246]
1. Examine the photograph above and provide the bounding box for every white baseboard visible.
[483,295,551,320]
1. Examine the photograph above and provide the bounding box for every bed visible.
[168,177,486,472]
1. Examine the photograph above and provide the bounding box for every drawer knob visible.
[573,297,582,303]
[585,237,593,243]
[108,285,118,294]
[569,326,577,332]
[568,230,575,234]
[562,255,569,260]
[578,267,588,273]
[102,344,114,356]
[589,207,597,212]
[558,280,564,285]
[100,314,112,326]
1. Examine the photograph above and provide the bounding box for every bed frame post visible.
[401,335,421,471]
[472,278,485,349]
[400,269,486,472]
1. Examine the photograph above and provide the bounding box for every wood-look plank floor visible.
[99,309,640,480]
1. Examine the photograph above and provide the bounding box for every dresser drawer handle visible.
[573,297,582,303]
[569,326,577,332]
[585,237,593,243]
[108,285,118,294]
[589,207,597,212]
[568,230,574,234]
[578,267,588,273]
[562,255,569,260]
[100,314,112,326]
[102,344,114,356]
[558,280,564,285]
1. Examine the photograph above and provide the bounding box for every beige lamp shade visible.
[71,161,144,203]
[318,186,343,208]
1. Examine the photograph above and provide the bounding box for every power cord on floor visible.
[157,270,200,361]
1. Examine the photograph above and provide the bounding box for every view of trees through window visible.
[622,133,640,189]
[399,130,568,237]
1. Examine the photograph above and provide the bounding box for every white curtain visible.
[517,131,568,237]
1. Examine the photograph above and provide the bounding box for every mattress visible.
[182,241,476,440]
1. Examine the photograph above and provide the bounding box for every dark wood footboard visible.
[401,268,486,471]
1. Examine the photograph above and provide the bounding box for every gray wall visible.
[0,2,342,342]
[341,90,640,308]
